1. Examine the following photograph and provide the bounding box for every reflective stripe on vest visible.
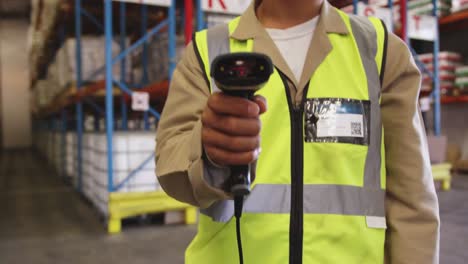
[207,23,230,93]
[201,184,385,222]
[349,15,383,190]
[201,16,386,223]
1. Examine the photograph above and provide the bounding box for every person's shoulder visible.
[387,32,409,52]
[382,32,421,90]
[385,32,415,70]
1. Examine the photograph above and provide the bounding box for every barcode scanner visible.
[211,52,273,197]
[211,52,273,264]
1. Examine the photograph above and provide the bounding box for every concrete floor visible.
[0,150,467,264]
[0,150,197,264]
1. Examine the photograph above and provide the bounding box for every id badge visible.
[304,98,371,145]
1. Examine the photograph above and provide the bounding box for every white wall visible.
[0,19,32,148]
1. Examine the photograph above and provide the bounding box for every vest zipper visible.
[277,69,308,264]
[290,105,303,264]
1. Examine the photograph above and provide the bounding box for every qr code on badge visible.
[351,122,362,136]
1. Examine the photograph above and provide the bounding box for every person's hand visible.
[202,93,267,166]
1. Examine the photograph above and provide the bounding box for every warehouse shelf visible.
[402,0,442,135]
[67,82,121,103]
[440,9,468,24]
[441,95,468,103]
[34,81,121,117]
[30,0,168,87]
[34,79,170,118]
[349,0,442,134]
[30,0,197,234]
[78,0,194,234]
[440,9,468,31]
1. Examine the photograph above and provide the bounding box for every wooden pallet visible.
[107,191,196,234]
[432,163,452,191]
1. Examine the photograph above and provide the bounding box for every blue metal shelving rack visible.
[432,0,442,137]
[69,0,195,233]
[71,0,175,194]
[400,0,441,135]
[349,0,441,135]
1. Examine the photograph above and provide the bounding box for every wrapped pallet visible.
[132,33,185,84]
[88,132,159,216]
[455,66,468,95]
[82,133,96,200]
[33,79,58,108]
[66,132,76,180]
[28,0,61,78]
[418,51,463,95]
[408,0,452,17]
[452,0,468,12]
[58,37,132,85]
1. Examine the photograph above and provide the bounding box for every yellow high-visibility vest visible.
[187,10,388,264]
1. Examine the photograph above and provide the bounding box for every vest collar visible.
[230,0,349,41]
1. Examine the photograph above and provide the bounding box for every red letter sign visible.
[208,0,227,10]
[413,15,421,30]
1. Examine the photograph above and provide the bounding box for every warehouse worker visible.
[155,0,440,263]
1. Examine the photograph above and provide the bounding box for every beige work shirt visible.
[155,1,440,263]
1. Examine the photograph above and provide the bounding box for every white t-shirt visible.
[266,16,320,83]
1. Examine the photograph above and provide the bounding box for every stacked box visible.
[88,132,159,216]
[455,66,468,95]
[47,61,61,96]
[84,116,95,132]
[60,37,132,84]
[65,132,76,182]
[132,33,185,84]
[452,0,468,12]
[82,133,96,201]
[408,0,452,16]
[418,52,463,95]
[31,37,132,112]
[32,79,60,109]
[33,131,76,180]
[28,0,61,80]
[66,132,77,180]
[33,131,160,216]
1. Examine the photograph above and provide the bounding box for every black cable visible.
[235,215,244,264]
[234,195,245,264]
